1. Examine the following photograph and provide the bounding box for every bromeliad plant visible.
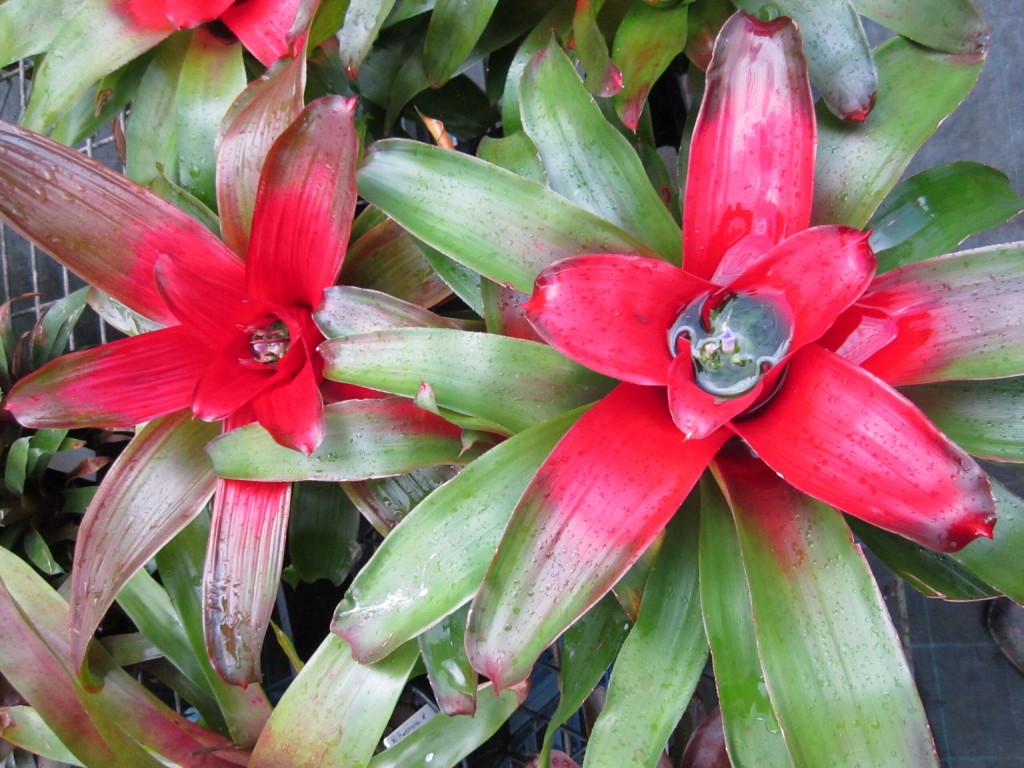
[309,5,1024,768]
[0,93,364,686]
[468,8,999,685]
[2,0,1024,766]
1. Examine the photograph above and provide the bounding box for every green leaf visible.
[25,428,68,486]
[952,478,1024,604]
[571,0,622,97]
[868,162,1024,271]
[23,527,62,575]
[423,0,499,86]
[269,618,305,673]
[733,0,876,121]
[540,594,629,765]
[852,0,988,53]
[521,39,681,262]
[332,408,581,662]
[320,328,614,434]
[288,481,361,585]
[310,0,353,47]
[350,201,390,240]
[476,132,546,183]
[367,681,525,767]
[715,446,939,767]
[175,28,246,210]
[499,4,572,133]
[30,287,87,370]
[610,540,660,622]
[61,486,99,515]
[146,171,222,233]
[337,0,399,77]
[902,378,1024,462]
[0,0,87,66]
[586,498,710,767]
[0,295,18,391]
[418,241,485,316]
[418,605,478,715]
[357,139,658,293]
[699,478,793,767]
[813,36,983,228]
[339,219,455,309]
[116,568,224,730]
[249,636,418,767]
[125,34,190,185]
[315,286,455,339]
[344,465,459,533]
[50,53,149,148]
[380,0,551,127]
[383,0,435,27]
[847,517,998,600]
[0,706,81,765]
[207,397,470,482]
[28,427,68,455]
[611,1,690,131]
[86,289,163,337]
[21,0,166,133]
[4,437,30,496]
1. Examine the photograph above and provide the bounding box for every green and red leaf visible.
[69,410,220,670]
[733,344,996,552]
[249,636,417,767]
[216,50,307,257]
[466,384,726,689]
[5,328,210,429]
[246,96,358,310]
[610,1,690,131]
[733,0,876,122]
[0,121,243,326]
[712,443,940,767]
[525,254,711,386]
[332,408,581,663]
[203,478,291,686]
[861,244,1024,385]
[683,12,815,280]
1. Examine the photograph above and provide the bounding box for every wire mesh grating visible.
[1,62,114,351]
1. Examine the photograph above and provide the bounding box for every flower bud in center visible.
[248,319,290,365]
[668,289,792,397]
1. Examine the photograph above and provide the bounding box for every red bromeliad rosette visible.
[118,0,304,67]
[1,95,358,685]
[465,12,997,690]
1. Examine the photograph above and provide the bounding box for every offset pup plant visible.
[0,0,1023,766]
